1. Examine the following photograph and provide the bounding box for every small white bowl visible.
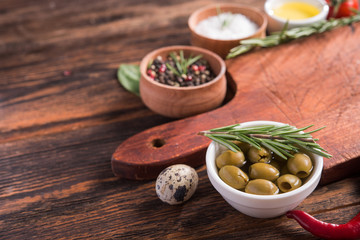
[264,0,329,33]
[206,120,323,218]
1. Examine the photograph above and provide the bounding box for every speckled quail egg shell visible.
[155,164,199,205]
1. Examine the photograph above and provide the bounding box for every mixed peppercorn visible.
[146,51,216,87]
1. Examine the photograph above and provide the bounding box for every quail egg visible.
[155,164,199,205]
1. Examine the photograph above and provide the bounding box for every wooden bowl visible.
[188,3,267,59]
[139,45,226,118]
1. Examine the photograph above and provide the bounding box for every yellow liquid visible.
[273,2,320,20]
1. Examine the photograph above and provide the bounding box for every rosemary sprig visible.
[166,50,202,77]
[216,6,234,30]
[198,124,332,160]
[226,13,360,59]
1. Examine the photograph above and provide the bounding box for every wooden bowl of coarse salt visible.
[188,3,267,59]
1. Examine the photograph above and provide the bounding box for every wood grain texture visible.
[112,22,360,184]
[0,0,359,239]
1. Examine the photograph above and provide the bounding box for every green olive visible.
[216,150,246,169]
[245,179,279,195]
[269,160,281,171]
[249,163,280,182]
[287,153,313,178]
[247,146,271,163]
[233,141,251,154]
[276,174,302,192]
[219,165,249,190]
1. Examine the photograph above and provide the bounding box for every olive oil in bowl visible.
[273,2,320,20]
[264,0,329,32]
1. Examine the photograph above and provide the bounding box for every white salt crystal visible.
[195,12,259,40]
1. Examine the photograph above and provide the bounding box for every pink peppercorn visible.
[185,75,193,81]
[159,64,166,73]
[191,65,199,71]
[199,65,206,72]
[147,69,156,79]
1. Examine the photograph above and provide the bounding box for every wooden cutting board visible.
[112,23,360,185]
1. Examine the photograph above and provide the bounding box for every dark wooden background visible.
[0,0,359,239]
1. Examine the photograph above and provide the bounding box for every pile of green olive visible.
[216,142,314,195]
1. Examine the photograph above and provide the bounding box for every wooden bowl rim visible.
[188,3,268,43]
[140,45,226,91]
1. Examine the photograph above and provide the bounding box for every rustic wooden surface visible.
[1,0,359,239]
[113,20,360,184]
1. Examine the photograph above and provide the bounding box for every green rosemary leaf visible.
[311,145,328,152]
[271,125,314,135]
[306,126,326,134]
[147,59,153,69]
[301,145,333,159]
[186,54,203,67]
[206,134,241,152]
[167,51,203,76]
[165,63,180,76]
[259,140,290,160]
[261,138,297,151]
[169,52,177,62]
[210,123,240,132]
[236,133,262,149]
[226,14,360,59]
[227,45,254,59]
[179,50,186,74]
[208,133,239,141]
[281,136,309,145]
[199,123,332,160]
[170,52,182,75]
[230,125,278,133]
[279,20,289,40]
[286,133,313,138]
[117,64,140,96]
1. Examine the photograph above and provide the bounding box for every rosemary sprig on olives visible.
[199,124,332,160]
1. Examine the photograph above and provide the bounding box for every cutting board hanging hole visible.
[151,138,166,148]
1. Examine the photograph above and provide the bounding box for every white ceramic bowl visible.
[206,120,323,218]
[264,0,329,33]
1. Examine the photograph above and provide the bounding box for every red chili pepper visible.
[287,210,360,240]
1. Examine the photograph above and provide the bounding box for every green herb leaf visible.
[166,51,203,77]
[226,13,360,59]
[165,63,180,76]
[117,64,140,96]
[205,134,242,153]
[199,124,332,160]
[187,54,203,67]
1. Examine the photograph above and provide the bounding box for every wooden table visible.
[1,0,359,239]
